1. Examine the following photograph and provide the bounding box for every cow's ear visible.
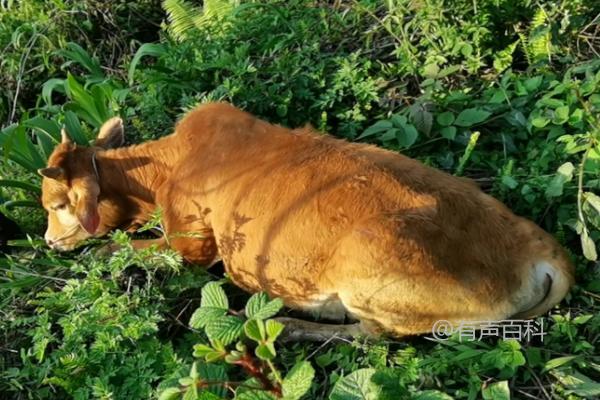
[73,180,100,234]
[95,117,124,149]
[38,167,65,181]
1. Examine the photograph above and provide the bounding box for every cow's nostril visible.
[47,239,54,246]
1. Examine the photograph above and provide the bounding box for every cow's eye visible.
[53,203,67,211]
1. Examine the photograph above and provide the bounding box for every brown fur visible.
[39,103,575,336]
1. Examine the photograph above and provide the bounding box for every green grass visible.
[1,0,600,399]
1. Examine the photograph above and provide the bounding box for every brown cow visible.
[38,102,574,338]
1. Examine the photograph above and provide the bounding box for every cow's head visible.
[39,117,124,250]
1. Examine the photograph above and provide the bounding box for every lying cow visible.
[38,102,574,338]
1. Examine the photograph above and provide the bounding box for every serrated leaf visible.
[190,307,227,329]
[454,108,491,127]
[357,121,393,140]
[282,361,315,400]
[255,343,276,360]
[266,320,285,341]
[244,319,264,342]
[201,282,229,309]
[436,112,455,127]
[193,343,214,358]
[198,363,228,397]
[205,316,244,345]
[329,368,382,400]
[482,380,510,400]
[246,293,283,320]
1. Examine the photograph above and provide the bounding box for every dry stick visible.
[526,365,551,400]
[8,31,40,124]
[515,388,544,400]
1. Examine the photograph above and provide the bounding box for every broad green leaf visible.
[198,363,228,397]
[128,43,166,84]
[357,121,393,140]
[201,282,229,309]
[436,112,455,127]
[584,192,600,230]
[397,124,418,148]
[569,108,583,125]
[192,343,214,358]
[581,230,597,261]
[390,114,407,128]
[538,98,564,108]
[245,292,269,318]
[205,316,244,345]
[282,361,315,400]
[158,387,181,400]
[530,110,550,128]
[553,106,570,124]
[572,314,593,325]
[482,381,510,400]
[440,126,457,140]
[329,368,382,400]
[409,103,433,136]
[545,162,574,199]
[524,76,543,92]
[266,319,285,341]
[255,342,276,360]
[244,319,264,342]
[189,307,227,329]
[380,128,398,142]
[245,292,284,320]
[454,108,491,127]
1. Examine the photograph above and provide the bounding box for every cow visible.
[38,102,574,339]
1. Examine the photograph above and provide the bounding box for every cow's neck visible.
[95,134,180,226]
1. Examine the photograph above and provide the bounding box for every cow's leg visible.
[274,317,366,342]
